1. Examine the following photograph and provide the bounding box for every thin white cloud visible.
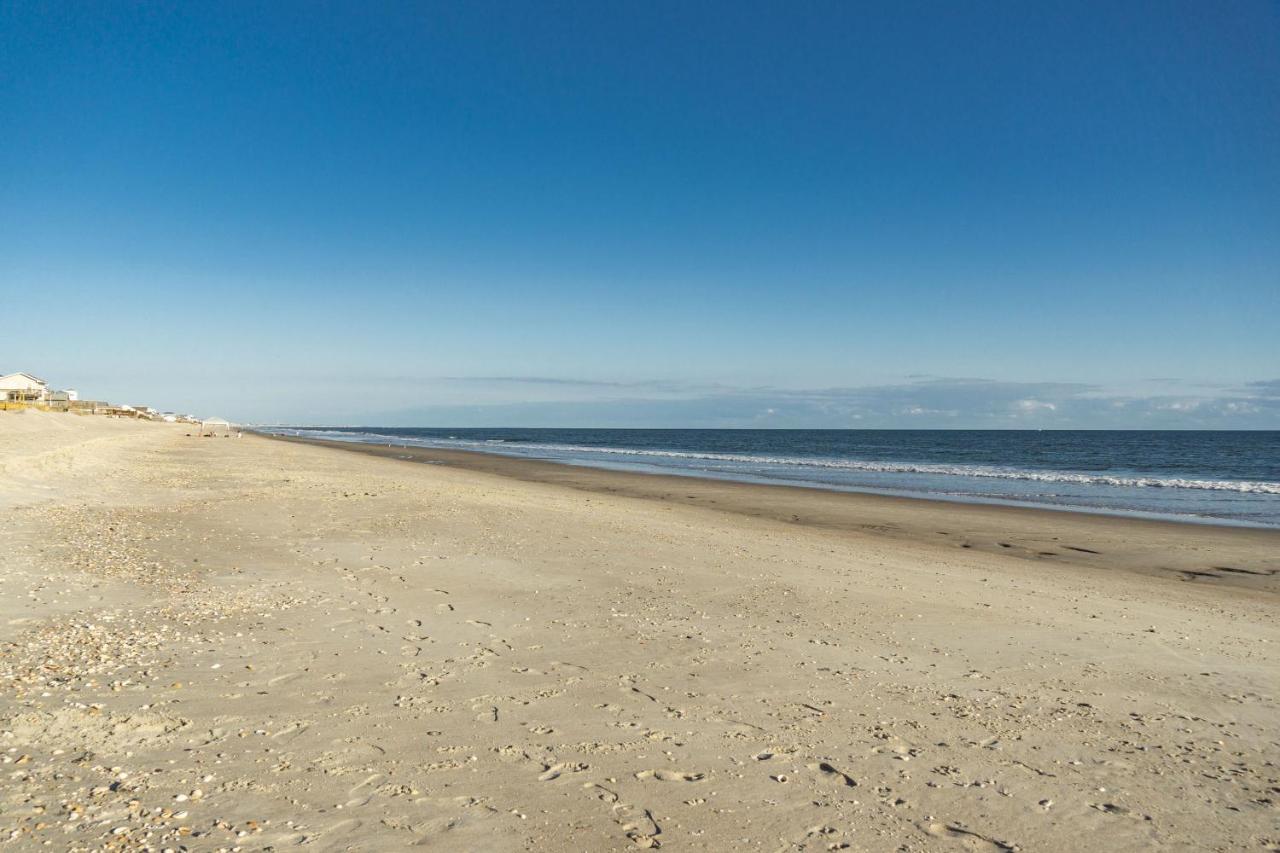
[362,375,1280,428]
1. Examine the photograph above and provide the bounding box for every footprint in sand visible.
[634,769,705,782]
[586,783,661,848]
[538,761,588,781]
[871,743,920,761]
[807,761,857,787]
[923,822,1015,852]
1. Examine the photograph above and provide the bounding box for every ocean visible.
[261,427,1280,527]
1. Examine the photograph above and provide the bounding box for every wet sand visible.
[3,412,1278,851]
[276,434,1280,595]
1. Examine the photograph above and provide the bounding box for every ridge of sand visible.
[2,414,1277,851]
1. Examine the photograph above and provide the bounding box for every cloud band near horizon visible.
[309,375,1280,429]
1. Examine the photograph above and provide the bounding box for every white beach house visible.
[0,372,49,402]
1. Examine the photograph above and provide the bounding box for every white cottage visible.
[0,372,49,402]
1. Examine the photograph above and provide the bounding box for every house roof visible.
[0,372,47,385]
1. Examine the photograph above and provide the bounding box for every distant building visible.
[0,372,49,402]
[47,389,84,411]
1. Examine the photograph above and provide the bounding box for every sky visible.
[2,1,1278,427]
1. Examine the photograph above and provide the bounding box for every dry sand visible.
[1,411,1277,851]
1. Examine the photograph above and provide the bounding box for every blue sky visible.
[2,2,1278,426]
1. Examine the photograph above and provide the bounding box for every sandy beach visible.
[2,412,1278,851]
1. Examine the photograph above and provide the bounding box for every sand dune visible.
[2,413,1277,850]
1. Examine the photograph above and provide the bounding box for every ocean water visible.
[262,427,1280,527]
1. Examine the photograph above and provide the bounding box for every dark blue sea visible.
[263,428,1280,527]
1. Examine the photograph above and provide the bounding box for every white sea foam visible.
[268,429,1280,496]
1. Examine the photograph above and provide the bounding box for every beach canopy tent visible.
[201,417,233,436]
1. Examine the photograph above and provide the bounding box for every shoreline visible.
[261,430,1280,530]
[269,433,1280,595]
